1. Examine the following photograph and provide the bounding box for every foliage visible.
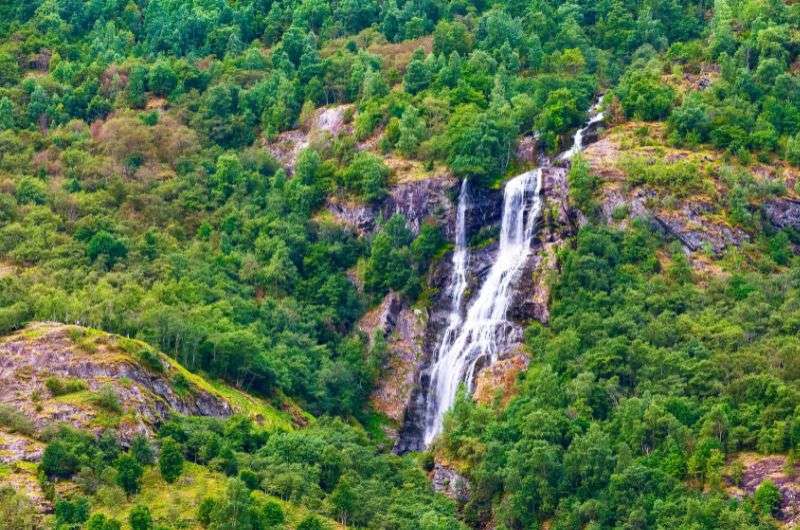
[442,223,800,528]
[158,437,184,484]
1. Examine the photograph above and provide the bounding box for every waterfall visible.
[423,169,544,445]
[417,105,604,447]
[560,104,604,161]
[435,179,470,359]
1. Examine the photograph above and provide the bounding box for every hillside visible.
[0,323,295,515]
[2,0,800,528]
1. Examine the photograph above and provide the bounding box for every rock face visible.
[0,322,233,443]
[362,293,427,428]
[382,174,458,236]
[431,463,470,503]
[264,104,353,171]
[727,454,800,526]
[473,352,529,407]
[582,135,751,256]
[651,205,748,256]
[326,171,457,237]
[764,198,800,231]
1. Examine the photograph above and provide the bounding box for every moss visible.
[205,379,294,431]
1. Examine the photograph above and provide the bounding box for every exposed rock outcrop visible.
[582,130,751,256]
[431,463,470,504]
[764,198,800,231]
[728,453,800,526]
[0,323,235,443]
[362,294,427,430]
[473,352,529,408]
[325,171,457,237]
[264,104,353,171]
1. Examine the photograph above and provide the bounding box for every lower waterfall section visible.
[422,169,544,445]
[395,105,604,453]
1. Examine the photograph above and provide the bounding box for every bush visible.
[754,479,781,516]
[129,505,153,530]
[0,404,35,435]
[135,348,164,373]
[91,385,123,414]
[45,376,88,396]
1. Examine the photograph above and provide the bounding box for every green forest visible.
[1,0,800,528]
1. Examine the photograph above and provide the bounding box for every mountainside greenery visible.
[1,0,800,528]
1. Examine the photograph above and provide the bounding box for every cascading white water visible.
[419,105,603,446]
[423,169,544,445]
[560,106,604,161]
[435,179,471,360]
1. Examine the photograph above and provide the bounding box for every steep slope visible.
[0,322,293,441]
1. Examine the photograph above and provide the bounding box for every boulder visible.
[764,198,800,231]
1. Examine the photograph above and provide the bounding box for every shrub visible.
[135,348,164,373]
[91,385,122,414]
[0,404,35,435]
[45,376,88,396]
[754,479,781,516]
[129,505,153,530]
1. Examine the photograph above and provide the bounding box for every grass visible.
[93,463,227,529]
[92,464,344,530]
[68,325,298,431]
[205,379,294,431]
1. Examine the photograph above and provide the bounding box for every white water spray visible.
[423,169,544,445]
[420,105,603,446]
[560,104,604,161]
[435,179,471,360]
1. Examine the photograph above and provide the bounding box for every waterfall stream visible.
[418,107,603,447]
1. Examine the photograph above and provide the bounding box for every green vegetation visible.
[440,222,800,528]
[0,0,799,527]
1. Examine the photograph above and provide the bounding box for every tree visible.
[86,231,128,268]
[129,505,153,530]
[404,50,432,94]
[131,435,155,465]
[339,152,390,202]
[85,514,122,530]
[397,105,426,157]
[0,97,14,130]
[148,61,178,97]
[207,479,259,530]
[433,20,471,56]
[446,106,516,184]
[0,487,35,530]
[115,454,144,495]
[754,480,781,516]
[54,496,90,528]
[159,437,184,483]
[616,67,675,121]
[567,155,599,215]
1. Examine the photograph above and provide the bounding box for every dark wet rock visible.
[763,198,800,231]
[381,175,456,236]
[431,463,471,504]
